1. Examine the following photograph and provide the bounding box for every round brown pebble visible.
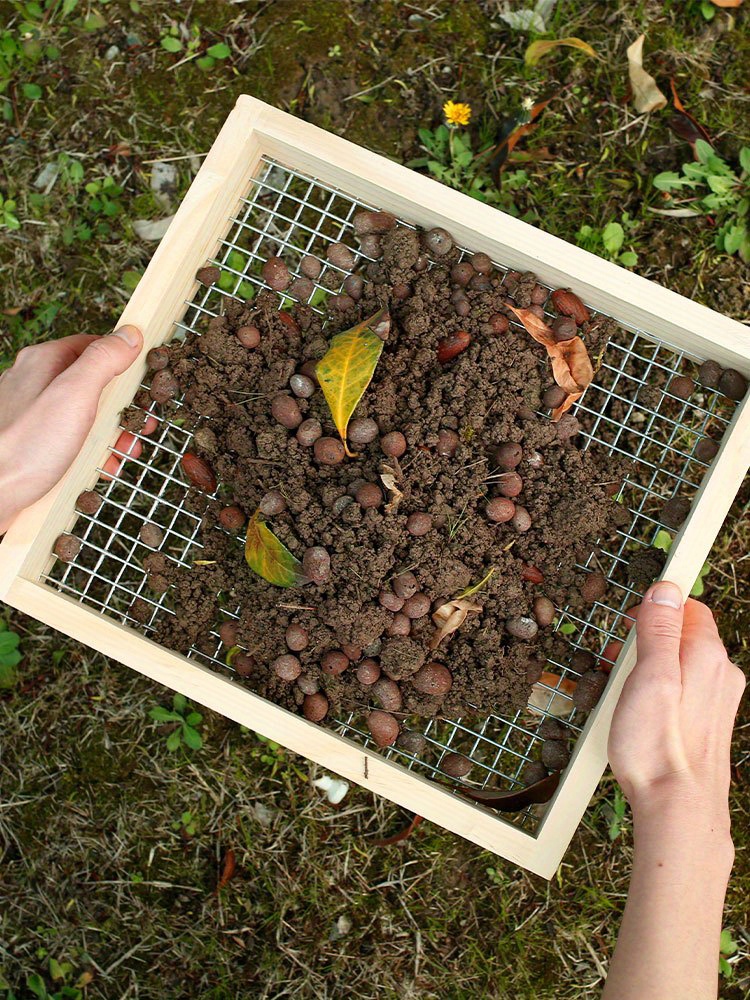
[451,262,475,286]
[402,592,431,619]
[348,417,379,446]
[139,522,163,548]
[497,471,523,498]
[436,429,460,457]
[538,718,568,741]
[533,596,556,628]
[271,394,303,430]
[233,653,255,677]
[372,677,402,712]
[314,437,346,465]
[236,325,261,349]
[669,375,694,400]
[300,255,322,279]
[581,571,607,604]
[412,661,452,696]
[301,362,320,385]
[302,546,331,585]
[511,506,532,532]
[661,495,691,529]
[296,418,323,447]
[571,649,596,673]
[259,490,286,516]
[505,616,538,640]
[355,482,383,509]
[358,233,382,258]
[367,710,400,747]
[526,450,544,470]
[396,730,427,755]
[393,571,419,599]
[695,436,719,463]
[357,658,381,685]
[718,368,748,401]
[146,346,170,371]
[572,669,608,712]
[698,359,723,389]
[76,490,102,515]
[289,373,315,398]
[406,512,432,536]
[541,739,570,771]
[321,650,349,676]
[386,613,412,637]
[441,753,472,778]
[147,573,170,595]
[531,283,549,305]
[493,442,522,470]
[487,313,509,335]
[487,497,515,523]
[262,257,291,291]
[424,227,453,256]
[218,506,245,531]
[289,277,314,301]
[543,385,567,409]
[196,265,220,286]
[285,623,309,651]
[297,674,319,697]
[54,534,81,563]
[219,621,238,647]
[379,590,404,612]
[556,414,580,440]
[523,761,549,787]
[150,369,179,403]
[552,316,577,342]
[352,210,396,235]
[381,431,407,458]
[303,692,329,723]
[273,654,302,682]
[327,242,356,270]
[471,252,493,274]
[343,274,364,300]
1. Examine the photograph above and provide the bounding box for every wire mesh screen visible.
[44,158,738,832]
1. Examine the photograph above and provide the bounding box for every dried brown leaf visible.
[507,306,594,408]
[373,813,423,846]
[529,671,578,717]
[668,78,712,154]
[430,597,482,650]
[460,771,561,811]
[215,847,237,893]
[380,458,404,513]
[626,35,667,113]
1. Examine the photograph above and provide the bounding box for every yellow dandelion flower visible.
[443,100,472,127]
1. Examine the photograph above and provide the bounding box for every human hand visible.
[609,581,746,825]
[0,326,148,534]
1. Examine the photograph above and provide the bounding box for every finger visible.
[101,433,144,480]
[633,580,685,682]
[50,326,143,403]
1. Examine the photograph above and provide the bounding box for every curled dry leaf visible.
[489,98,553,185]
[460,771,561,811]
[316,308,388,457]
[245,510,304,588]
[215,848,237,894]
[551,390,583,421]
[380,458,404,513]
[525,37,597,66]
[430,596,482,650]
[668,79,712,154]
[709,0,742,6]
[373,813,423,847]
[529,671,578,717]
[626,35,667,114]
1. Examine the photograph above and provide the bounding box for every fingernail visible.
[110,325,141,348]
[647,581,683,609]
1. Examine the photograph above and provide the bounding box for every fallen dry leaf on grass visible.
[626,35,667,113]
[709,0,742,6]
[373,813,423,846]
[488,98,553,184]
[668,79,712,154]
[215,848,236,893]
[529,671,578,717]
[430,597,483,650]
[525,37,597,66]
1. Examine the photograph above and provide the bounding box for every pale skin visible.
[0,329,746,998]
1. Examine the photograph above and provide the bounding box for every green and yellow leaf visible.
[316,308,388,456]
[525,37,597,67]
[245,511,304,588]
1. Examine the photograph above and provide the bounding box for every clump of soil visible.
[123,220,629,730]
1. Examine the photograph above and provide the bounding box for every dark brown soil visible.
[134,226,626,724]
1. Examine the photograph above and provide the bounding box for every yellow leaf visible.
[245,511,304,588]
[456,567,495,599]
[626,34,667,113]
[525,37,597,67]
[316,308,388,456]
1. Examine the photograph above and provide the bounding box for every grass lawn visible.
[1,1,748,997]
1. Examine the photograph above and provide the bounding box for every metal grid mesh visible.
[45,158,738,832]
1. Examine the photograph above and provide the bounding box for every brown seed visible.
[393,571,419,599]
[486,497,515,523]
[573,669,608,712]
[273,654,302,681]
[661,496,691,529]
[424,227,453,256]
[506,615,538,640]
[437,330,471,363]
[367,710,400,747]
[551,288,590,325]
[412,661,452,696]
[357,659,381,685]
[496,471,523,498]
[290,373,315,398]
[669,375,694,400]
[493,442,522,470]
[471,252,493,274]
[402,592,431,619]
[150,368,179,403]
[259,489,286,515]
[379,590,404,612]
[533,595,556,627]
[218,505,246,531]
[297,673,319,695]
[543,385,567,409]
[271,394,302,430]
[314,437,346,466]
[531,283,549,305]
[302,546,331,585]
[300,255,322,279]
[355,482,383,509]
[437,429,460,458]
[581,571,607,604]
[54,534,81,563]
[146,345,170,371]
[372,677,402,712]
[386,612,411,637]
[296,418,323,447]
[181,452,217,492]
[441,752,472,778]
[451,262,475,286]
[542,739,570,771]
[289,277,315,301]
[218,621,238,647]
[511,506,532,532]
[327,242,356,270]
[348,417,379,446]
[321,650,349,676]
[697,359,723,389]
[396,730,427,755]
[236,325,261,349]
[285,624,309,651]
[406,512,432,536]
[76,490,102,515]
[352,210,396,235]
[196,265,220,286]
[262,256,291,291]
[380,431,407,458]
[341,643,362,662]
[552,316,577,342]
[343,274,364,300]
[521,563,544,584]
[139,522,163,548]
[487,313,509,335]
[695,436,719,463]
[718,368,748,401]
[303,692,329,723]
[357,233,382,258]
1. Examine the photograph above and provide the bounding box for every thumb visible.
[53,325,143,398]
[634,580,686,679]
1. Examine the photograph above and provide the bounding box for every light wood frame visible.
[1,96,749,879]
